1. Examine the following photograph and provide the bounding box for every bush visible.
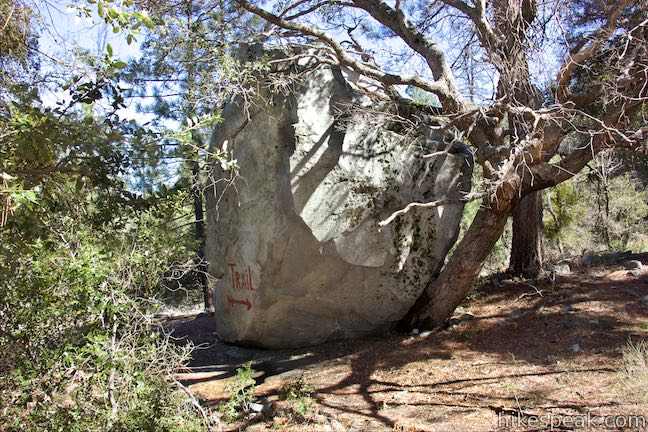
[279,377,316,418]
[0,186,207,431]
[218,362,258,423]
[543,171,648,259]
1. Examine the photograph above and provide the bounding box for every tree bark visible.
[192,162,214,313]
[509,190,544,277]
[403,179,518,329]
[183,2,213,313]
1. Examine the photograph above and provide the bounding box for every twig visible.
[507,284,545,305]
[422,150,448,159]
[1,5,15,32]
[173,378,215,432]
[378,191,487,227]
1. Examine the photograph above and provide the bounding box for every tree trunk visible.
[597,176,611,248]
[182,5,213,313]
[192,162,214,313]
[403,181,518,329]
[509,190,544,277]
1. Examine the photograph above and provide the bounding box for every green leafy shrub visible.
[0,3,212,429]
[543,172,648,259]
[218,362,258,423]
[0,184,206,431]
[279,377,316,418]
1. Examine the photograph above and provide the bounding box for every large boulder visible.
[205,50,473,348]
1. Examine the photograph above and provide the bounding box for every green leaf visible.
[113,61,128,69]
[106,43,113,57]
[24,190,37,203]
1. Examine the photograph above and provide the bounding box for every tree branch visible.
[527,123,647,194]
[351,0,467,113]
[555,0,634,104]
[440,0,499,54]
[378,191,487,227]
[236,0,455,100]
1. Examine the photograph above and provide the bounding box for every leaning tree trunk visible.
[509,190,544,277]
[403,180,518,329]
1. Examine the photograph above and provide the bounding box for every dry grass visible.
[617,339,648,405]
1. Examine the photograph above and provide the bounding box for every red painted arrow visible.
[227,295,252,310]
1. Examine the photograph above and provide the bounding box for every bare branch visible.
[351,0,468,113]
[527,123,647,194]
[378,191,487,227]
[236,0,455,100]
[172,379,214,432]
[440,0,499,54]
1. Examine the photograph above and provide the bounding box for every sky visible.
[35,0,152,123]
[37,1,142,58]
[33,1,184,190]
[33,0,566,124]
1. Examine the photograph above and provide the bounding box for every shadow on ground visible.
[167,261,648,430]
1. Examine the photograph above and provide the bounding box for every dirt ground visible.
[169,261,648,431]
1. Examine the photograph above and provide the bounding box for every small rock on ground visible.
[460,312,476,321]
[562,305,578,314]
[625,260,643,270]
[508,308,524,319]
[250,403,265,413]
[564,319,581,329]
